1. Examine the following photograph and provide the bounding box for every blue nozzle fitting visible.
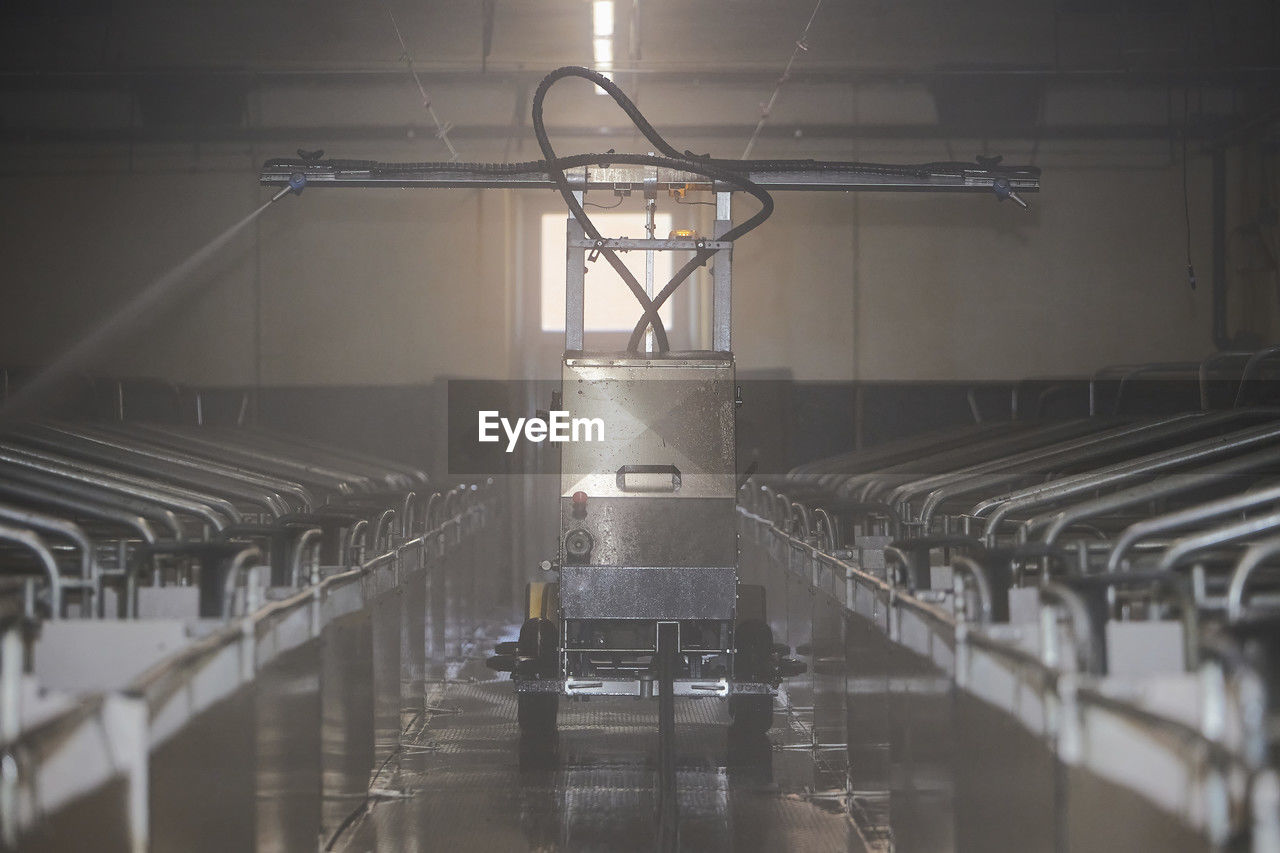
[270,172,308,203]
[992,177,1029,210]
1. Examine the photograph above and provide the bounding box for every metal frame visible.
[549,179,767,708]
[260,161,1042,194]
[562,191,734,352]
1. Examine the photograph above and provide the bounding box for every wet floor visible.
[43,519,1147,853]
[331,644,866,853]
[23,513,1203,853]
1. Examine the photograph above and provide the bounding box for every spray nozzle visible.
[992,177,1029,210]
[270,172,308,203]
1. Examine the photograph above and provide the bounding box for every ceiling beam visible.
[0,120,1243,145]
[1,65,1278,91]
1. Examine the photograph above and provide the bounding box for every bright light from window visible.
[593,37,613,67]
[592,1,614,93]
[542,212,674,333]
[593,1,614,37]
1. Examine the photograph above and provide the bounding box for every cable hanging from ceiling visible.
[386,3,462,161]
[741,0,826,159]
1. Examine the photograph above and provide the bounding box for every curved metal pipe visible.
[1073,572,1200,670]
[1107,481,1280,572]
[289,528,324,587]
[424,492,443,531]
[1226,534,1280,622]
[1154,509,1280,573]
[773,493,793,531]
[402,490,419,536]
[346,519,369,566]
[791,501,813,540]
[813,507,839,551]
[220,546,266,620]
[966,388,984,424]
[0,504,95,610]
[918,413,1211,529]
[1233,345,1280,407]
[1089,364,1140,416]
[758,484,776,518]
[372,508,397,552]
[1198,351,1253,410]
[1110,362,1200,416]
[0,523,63,619]
[0,448,238,531]
[443,489,461,519]
[883,546,914,591]
[980,420,1280,545]
[1039,582,1101,674]
[1033,384,1078,419]
[950,555,993,624]
[0,475,174,543]
[35,423,313,516]
[1027,444,1280,548]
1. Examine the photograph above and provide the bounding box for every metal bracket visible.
[569,237,730,251]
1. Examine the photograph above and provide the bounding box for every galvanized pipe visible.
[1232,345,1280,407]
[1027,444,1280,549]
[0,524,62,619]
[950,554,993,624]
[907,413,1213,526]
[1154,509,1280,573]
[1225,535,1280,622]
[1110,490,1280,573]
[289,528,324,587]
[0,504,96,616]
[977,420,1280,545]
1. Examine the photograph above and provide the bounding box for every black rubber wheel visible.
[728,694,774,734]
[516,617,558,671]
[731,618,776,734]
[517,692,558,738]
[656,622,679,850]
[735,620,773,676]
[515,617,559,739]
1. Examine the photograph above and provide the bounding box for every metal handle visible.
[615,464,681,493]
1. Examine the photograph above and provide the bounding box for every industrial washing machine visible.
[256,65,1038,745]
[485,210,805,739]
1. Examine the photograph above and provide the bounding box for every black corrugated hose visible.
[262,67,1041,350]
[531,65,775,353]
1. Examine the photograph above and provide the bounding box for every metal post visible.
[0,626,21,848]
[1212,148,1229,351]
[712,192,732,352]
[110,695,151,853]
[644,168,658,354]
[0,628,19,744]
[565,191,586,351]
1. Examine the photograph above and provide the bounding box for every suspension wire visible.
[741,0,825,160]
[1183,85,1197,290]
[387,4,461,162]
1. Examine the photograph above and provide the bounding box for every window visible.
[541,211,674,333]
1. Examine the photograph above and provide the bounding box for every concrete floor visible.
[20,517,1211,853]
[331,640,868,852]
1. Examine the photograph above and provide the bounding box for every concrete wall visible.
[0,140,1269,386]
[730,145,1229,381]
[0,156,515,386]
[0,0,1275,388]
[849,147,1220,381]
